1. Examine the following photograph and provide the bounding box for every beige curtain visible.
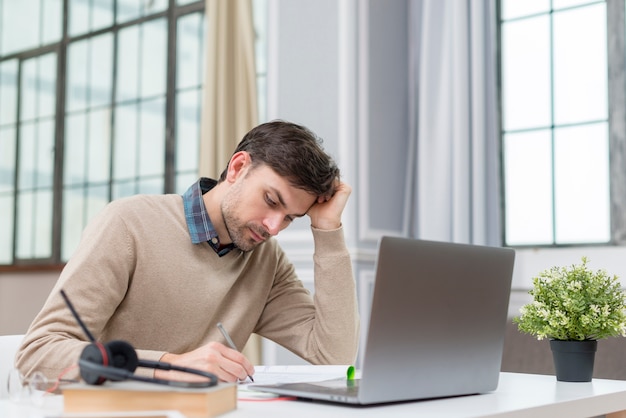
[200,0,259,179]
[200,0,261,364]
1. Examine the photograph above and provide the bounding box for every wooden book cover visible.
[62,381,237,418]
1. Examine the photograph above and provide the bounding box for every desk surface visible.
[3,372,626,418]
[234,372,626,418]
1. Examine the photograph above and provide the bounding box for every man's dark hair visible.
[218,120,340,197]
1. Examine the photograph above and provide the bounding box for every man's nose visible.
[264,214,283,236]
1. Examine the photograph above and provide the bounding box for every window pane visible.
[117,26,140,102]
[117,0,141,23]
[91,0,114,31]
[112,180,136,200]
[554,123,610,243]
[42,0,63,44]
[0,59,18,125]
[69,0,90,36]
[68,34,114,111]
[500,0,549,20]
[553,0,596,10]
[18,119,55,189]
[176,173,196,194]
[33,190,53,258]
[86,184,109,221]
[138,177,163,195]
[1,0,40,55]
[176,90,200,173]
[18,122,36,190]
[62,187,84,260]
[62,184,109,261]
[16,190,52,259]
[90,34,114,107]
[0,194,14,263]
[87,108,111,183]
[177,13,203,90]
[70,0,114,36]
[139,98,165,177]
[15,192,34,258]
[64,113,87,186]
[38,54,57,118]
[0,126,16,193]
[141,19,167,98]
[117,0,167,23]
[20,53,57,121]
[36,118,55,189]
[15,191,51,259]
[67,40,89,112]
[553,3,607,125]
[113,103,138,181]
[21,60,38,121]
[501,15,551,131]
[504,130,554,245]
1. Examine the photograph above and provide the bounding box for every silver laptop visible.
[250,236,515,405]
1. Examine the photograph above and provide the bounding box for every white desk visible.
[3,372,626,418]
[235,372,626,418]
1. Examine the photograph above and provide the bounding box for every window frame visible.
[0,0,212,270]
[497,0,626,247]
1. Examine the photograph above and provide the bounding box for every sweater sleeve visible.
[255,226,359,365]
[15,200,144,381]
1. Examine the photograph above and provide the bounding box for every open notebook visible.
[250,236,515,405]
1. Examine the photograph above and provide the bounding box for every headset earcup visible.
[79,342,109,385]
[105,340,139,375]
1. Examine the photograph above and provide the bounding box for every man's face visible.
[220,164,317,252]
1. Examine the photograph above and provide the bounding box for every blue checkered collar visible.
[182,178,236,256]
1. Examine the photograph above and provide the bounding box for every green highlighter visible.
[346,365,355,380]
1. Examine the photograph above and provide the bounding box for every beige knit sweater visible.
[16,194,359,380]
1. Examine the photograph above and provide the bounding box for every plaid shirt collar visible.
[182,178,236,256]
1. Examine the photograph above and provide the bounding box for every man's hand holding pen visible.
[157,340,255,384]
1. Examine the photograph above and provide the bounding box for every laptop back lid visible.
[358,236,515,404]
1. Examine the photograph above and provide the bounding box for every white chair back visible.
[0,335,24,399]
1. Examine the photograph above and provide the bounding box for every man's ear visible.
[225,151,251,182]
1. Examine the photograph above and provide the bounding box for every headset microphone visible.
[60,289,218,388]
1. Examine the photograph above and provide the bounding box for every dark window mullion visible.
[164,2,177,194]
[52,0,69,263]
[109,31,119,204]
[12,60,23,263]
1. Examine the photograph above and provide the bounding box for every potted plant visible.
[513,257,626,382]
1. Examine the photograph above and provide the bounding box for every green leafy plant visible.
[514,257,626,341]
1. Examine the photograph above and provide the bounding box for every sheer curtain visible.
[404,0,501,246]
[199,0,258,179]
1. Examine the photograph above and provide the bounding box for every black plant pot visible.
[549,339,597,382]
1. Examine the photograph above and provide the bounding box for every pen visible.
[217,322,254,382]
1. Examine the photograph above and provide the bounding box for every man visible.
[16,120,359,384]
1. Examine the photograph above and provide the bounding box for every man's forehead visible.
[250,167,314,211]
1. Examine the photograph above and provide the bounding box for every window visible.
[0,0,267,266]
[499,0,615,246]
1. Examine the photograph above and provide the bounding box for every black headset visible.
[61,289,218,388]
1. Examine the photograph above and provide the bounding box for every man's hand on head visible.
[307,181,352,230]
